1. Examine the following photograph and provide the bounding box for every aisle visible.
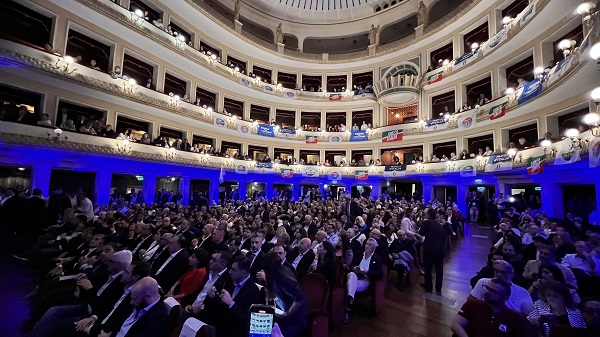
[331,224,492,337]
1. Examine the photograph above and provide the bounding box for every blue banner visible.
[517,79,542,105]
[349,130,368,142]
[277,128,297,139]
[257,124,275,137]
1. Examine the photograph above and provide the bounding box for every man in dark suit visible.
[227,236,244,262]
[112,277,169,337]
[210,228,229,256]
[78,261,151,337]
[287,238,315,280]
[346,228,364,257]
[201,256,263,337]
[182,252,232,316]
[125,188,136,203]
[174,219,197,243]
[151,235,190,291]
[239,227,253,251]
[419,208,447,293]
[247,234,265,282]
[198,223,215,253]
[303,215,318,240]
[130,224,154,259]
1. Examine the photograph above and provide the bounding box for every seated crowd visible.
[452,204,600,336]
[2,183,485,337]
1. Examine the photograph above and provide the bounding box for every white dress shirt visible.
[192,269,227,310]
[115,298,160,337]
[97,271,123,296]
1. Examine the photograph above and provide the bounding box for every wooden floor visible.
[331,224,492,337]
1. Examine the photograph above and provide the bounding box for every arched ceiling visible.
[241,0,380,24]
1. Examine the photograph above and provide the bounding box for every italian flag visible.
[281,168,294,178]
[306,136,318,144]
[488,101,507,120]
[355,170,368,180]
[382,129,403,143]
[426,71,444,85]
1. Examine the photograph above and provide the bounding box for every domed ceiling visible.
[243,0,380,24]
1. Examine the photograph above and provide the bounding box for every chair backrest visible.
[299,273,329,314]
[164,297,182,335]
[180,318,216,337]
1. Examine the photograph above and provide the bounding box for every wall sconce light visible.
[416,162,425,173]
[125,78,137,93]
[507,148,517,158]
[588,42,600,64]
[116,138,132,154]
[541,139,553,158]
[534,67,546,81]
[558,39,577,57]
[174,34,186,49]
[255,76,262,84]
[46,128,67,141]
[442,59,450,67]
[565,128,580,140]
[502,16,512,29]
[169,93,181,107]
[504,87,516,101]
[585,87,600,136]
[166,146,177,160]
[56,55,76,74]
[577,2,596,15]
[470,42,479,52]
[131,9,145,27]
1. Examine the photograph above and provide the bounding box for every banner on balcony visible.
[235,163,248,174]
[527,155,545,175]
[262,85,275,93]
[519,1,537,26]
[485,154,513,172]
[382,129,403,143]
[458,111,477,130]
[306,136,318,144]
[301,166,319,177]
[355,170,368,180]
[488,99,508,120]
[350,130,368,142]
[452,50,477,71]
[280,168,294,178]
[425,70,444,85]
[255,162,273,173]
[282,91,298,100]
[554,138,581,165]
[517,79,542,105]
[239,78,252,87]
[352,92,375,100]
[546,57,573,86]
[237,122,251,135]
[213,113,228,128]
[459,164,477,177]
[329,135,343,143]
[329,93,343,101]
[589,137,600,168]
[383,165,406,177]
[327,171,343,181]
[257,124,275,137]
[277,128,296,139]
[424,118,448,132]
[482,29,507,55]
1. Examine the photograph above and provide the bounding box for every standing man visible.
[466,191,480,224]
[419,208,447,293]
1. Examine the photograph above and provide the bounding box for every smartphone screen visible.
[249,305,274,337]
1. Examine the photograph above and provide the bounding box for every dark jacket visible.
[287,247,315,281]
[418,219,447,257]
[121,300,169,337]
[349,251,384,281]
[151,249,190,291]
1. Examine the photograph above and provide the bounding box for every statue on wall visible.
[368,24,379,45]
[417,1,428,27]
[276,23,284,44]
[233,0,240,22]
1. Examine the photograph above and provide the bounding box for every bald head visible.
[130,277,160,309]
[299,238,312,253]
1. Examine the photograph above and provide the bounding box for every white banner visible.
[518,1,537,26]
[457,111,477,130]
[546,56,574,87]
[238,77,252,87]
[213,113,228,128]
[451,50,478,71]
[482,29,507,56]
[328,135,343,143]
[554,138,581,165]
[589,137,600,168]
[282,91,298,99]
[237,121,251,135]
[262,85,275,94]
[485,154,514,172]
[301,166,320,177]
[235,163,248,174]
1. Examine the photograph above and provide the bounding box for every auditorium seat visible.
[164,297,182,336]
[300,273,329,337]
[179,318,216,337]
[330,259,347,327]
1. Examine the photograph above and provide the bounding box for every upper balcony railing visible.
[0,23,594,145]
[0,121,597,180]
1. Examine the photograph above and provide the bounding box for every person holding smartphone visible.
[261,252,308,337]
